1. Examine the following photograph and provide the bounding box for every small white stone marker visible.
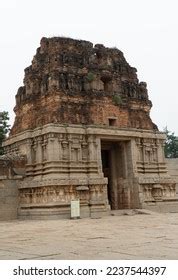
[70,200,80,219]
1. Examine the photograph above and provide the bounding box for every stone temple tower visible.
[4,37,176,219]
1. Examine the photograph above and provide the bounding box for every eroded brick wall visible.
[10,37,157,135]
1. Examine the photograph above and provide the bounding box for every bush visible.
[112,94,122,105]
[0,111,10,155]
[86,72,95,82]
[164,127,178,158]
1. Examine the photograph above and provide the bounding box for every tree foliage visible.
[0,111,10,155]
[164,127,178,158]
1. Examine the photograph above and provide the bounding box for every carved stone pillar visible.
[42,138,47,161]
[88,135,95,161]
[36,138,43,163]
[58,138,62,160]
[129,139,137,175]
[157,139,165,162]
[52,136,60,161]
[46,134,55,161]
[26,139,32,164]
[32,140,37,163]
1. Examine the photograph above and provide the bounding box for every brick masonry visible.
[11,37,157,135]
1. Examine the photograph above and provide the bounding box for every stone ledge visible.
[138,176,175,184]
[19,177,107,189]
[4,124,165,146]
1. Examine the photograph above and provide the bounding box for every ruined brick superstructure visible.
[3,37,176,219]
[11,37,156,135]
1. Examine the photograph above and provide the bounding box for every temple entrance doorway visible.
[101,140,130,210]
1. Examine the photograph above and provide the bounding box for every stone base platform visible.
[143,198,178,213]
[18,202,110,220]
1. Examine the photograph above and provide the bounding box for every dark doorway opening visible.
[108,118,117,126]
[101,140,133,210]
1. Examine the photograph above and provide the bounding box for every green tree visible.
[0,111,10,155]
[164,127,178,158]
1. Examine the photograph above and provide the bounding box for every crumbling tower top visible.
[11,36,157,135]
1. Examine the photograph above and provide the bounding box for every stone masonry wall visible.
[166,158,178,194]
[0,157,25,221]
[0,178,19,221]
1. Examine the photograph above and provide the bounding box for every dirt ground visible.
[0,210,178,260]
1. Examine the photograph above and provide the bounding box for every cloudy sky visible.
[0,0,178,134]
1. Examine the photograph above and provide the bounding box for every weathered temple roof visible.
[10,36,157,135]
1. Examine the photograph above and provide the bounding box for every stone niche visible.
[3,37,176,219]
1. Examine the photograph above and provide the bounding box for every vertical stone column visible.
[157,139,165,162]
[88,135,97,161]
[87,135,99,176]
[78,136,83,162]
[58,136,63,161]
[52,136,60,161]
[32,140,37,163]
[128,139,137,176]
[124,139,141,208]
[156,138,168,174]
[96,137,103,175]
[135,138,143,162]
[88,135,94,161]
[142,139,147,170]
[68,134,72,162]
[46,134,55,161]
[110,147,119,209]
[81,142,88,161]
[26,139,32,164]
[36,137,43,164]
[42,137,48,161]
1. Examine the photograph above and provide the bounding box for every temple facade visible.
[3,37,176,219]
